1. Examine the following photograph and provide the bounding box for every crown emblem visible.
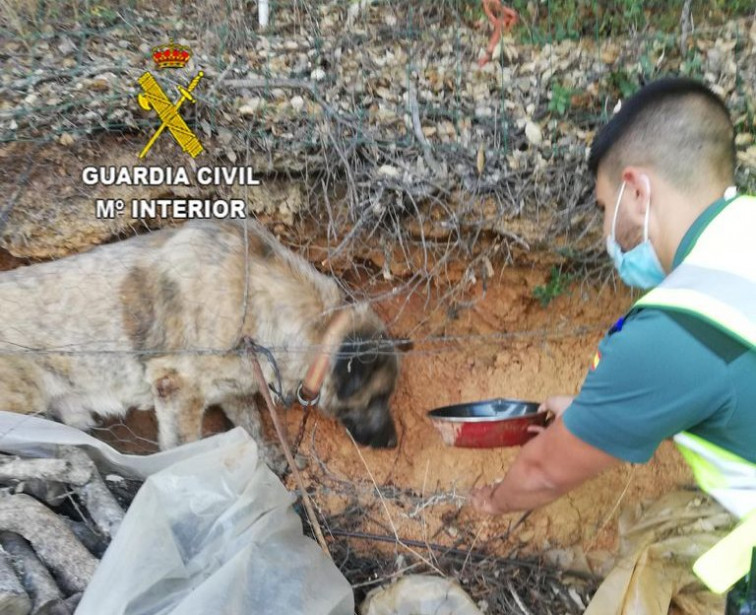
[151,40,191,69]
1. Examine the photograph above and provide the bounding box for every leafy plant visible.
[503,0,754,45]
[533,266,575,307]
[548,83,573,117]
[680,50,704,78]
[608,68,638,100]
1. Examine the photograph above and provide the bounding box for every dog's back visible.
[0,220,397,454]
[0,222,266,420]
[0,231,162,421]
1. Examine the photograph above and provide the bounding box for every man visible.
[469,77,756,594]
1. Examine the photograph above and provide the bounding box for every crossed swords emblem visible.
[137,71,204,159]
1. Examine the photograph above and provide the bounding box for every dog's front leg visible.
[147,367,205,450]
[221,394,264,441]
[222,394,289,475]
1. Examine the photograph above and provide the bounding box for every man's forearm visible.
[469,419,621,516]
[485,456,565,514]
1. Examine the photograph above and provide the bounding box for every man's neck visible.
[660,183,729,272]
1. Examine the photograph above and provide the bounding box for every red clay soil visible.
[6,244,693,564]
[287,264,694,562]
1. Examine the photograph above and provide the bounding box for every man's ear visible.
[621,166,652,223]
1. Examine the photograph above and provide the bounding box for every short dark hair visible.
[588,77,735,189]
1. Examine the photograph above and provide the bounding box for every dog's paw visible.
[260,445,309,476]
[293,453,309,471]
[261,444,289,476]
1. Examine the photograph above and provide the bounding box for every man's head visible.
[589,77,736,275]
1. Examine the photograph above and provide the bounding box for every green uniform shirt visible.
[563,195,756,464]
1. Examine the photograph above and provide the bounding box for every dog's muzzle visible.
[343,416,397,449]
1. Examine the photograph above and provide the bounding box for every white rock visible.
[58,37,76,55]
[377,107,396,122]
[290,95,305,112]
[218,127,233,145]
[239,97,262,116]
[471,83,488,99]
[310,67,326,81]
[378,165,400,178]
[525,121,543,146]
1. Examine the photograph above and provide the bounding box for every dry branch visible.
[58,447,124,540]
[63,521,108,559]
[0,545,31,615]
[246,349,331,557]
[15,480,67,509]
[0,457,90,486]
[46,592,81,615]
[680,0,694,55]
[0,494,97,594]
[0,532,63,615]
[224,77,361,134]
[408,80,442,177]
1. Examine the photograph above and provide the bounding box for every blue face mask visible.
[605,181,666,289]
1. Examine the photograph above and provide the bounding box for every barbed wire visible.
[0,0,752,426]
[0,322,608,358]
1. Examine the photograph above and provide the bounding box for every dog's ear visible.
[333,334,397,400]
[333,342,377,400]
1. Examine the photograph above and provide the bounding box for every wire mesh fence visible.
[1,0,754,424]
[0,4,753,612]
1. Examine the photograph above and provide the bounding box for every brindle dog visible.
[0,220,400,469]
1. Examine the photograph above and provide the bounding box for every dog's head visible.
[319,309,401,449]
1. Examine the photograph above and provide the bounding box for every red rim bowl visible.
[427,398,548,448]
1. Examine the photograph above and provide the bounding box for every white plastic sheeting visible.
[0,412,354,615]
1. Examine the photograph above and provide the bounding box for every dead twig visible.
[586,465,635,552]
[346,431,444,576]
[407,79,442,177]
[461,518,488,575]
[0,456,91,486]
[58,447,124,540]
[247,349,331,557]
[508,579,534,615]
[680,0,693,56]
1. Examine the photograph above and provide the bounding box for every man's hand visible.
[539,395,574,416]
[528,395,574,434]
[468,395,577,516]
[468,481,507,515]
[466,415,621,517]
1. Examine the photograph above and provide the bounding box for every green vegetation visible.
[533,266,575,307]
[454,0,754,45]
[548,83,574,117]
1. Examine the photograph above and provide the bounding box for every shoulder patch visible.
[591,350,602,371]
[608,316,625,335]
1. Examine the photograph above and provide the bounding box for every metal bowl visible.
[427,398,547,448]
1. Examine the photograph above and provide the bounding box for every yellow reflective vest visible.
[633,194,756,594]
